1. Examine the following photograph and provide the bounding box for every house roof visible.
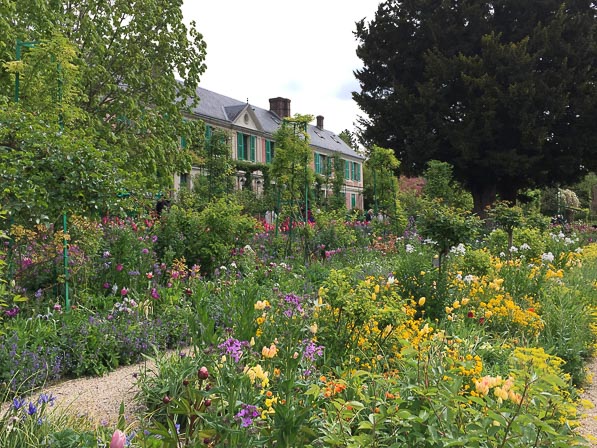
[187,86,364,160]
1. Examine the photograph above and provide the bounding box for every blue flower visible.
[27,402,37,415]
[13,397,25,410]
[38,393,56,406]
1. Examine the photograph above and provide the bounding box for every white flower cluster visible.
[541,252,555,263]
[450,243,466,255]
[550,231,566,241]
[463,274,476,283]
[114,297,138,314]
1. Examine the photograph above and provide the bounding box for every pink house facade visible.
[175,87,365,210]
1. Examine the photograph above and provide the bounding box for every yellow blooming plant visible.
[316,269,430,370]
[244,364,270,388]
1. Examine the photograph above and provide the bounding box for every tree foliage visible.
[422,160,473,210]
[364,145,400,213]
[0,36,127,221]
[0,0,207,196]
[354,1,597,215]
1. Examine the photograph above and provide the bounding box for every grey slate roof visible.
[188,86,364,160]
[223,104,246,122]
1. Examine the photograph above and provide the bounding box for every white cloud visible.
[182,0,380,135]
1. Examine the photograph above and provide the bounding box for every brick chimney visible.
[316,115,324,130]
[269,97,291,119]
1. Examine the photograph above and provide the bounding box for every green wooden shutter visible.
[355,162,361,181]
[265,141,272,163]
[344,160,350,179]
[351,193,356,208]
[205,125,212,141]
[250,136,256,162]
[237,133,244,160]
[315,153,321,174]
[180,135,187,149]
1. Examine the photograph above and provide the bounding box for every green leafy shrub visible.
[450,247,493,277]
[156,197,258,274]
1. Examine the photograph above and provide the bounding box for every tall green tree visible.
[1,0,207,191]
[0,35,126,221]
[364,144,400,213]
[422,160,473,210]
[354,1,597,215]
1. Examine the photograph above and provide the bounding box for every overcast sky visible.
[181,0,381,136]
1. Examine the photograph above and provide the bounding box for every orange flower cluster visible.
[320,376,347,398]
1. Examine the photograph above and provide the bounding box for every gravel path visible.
[579,358,597,447]
[42,358,155,427]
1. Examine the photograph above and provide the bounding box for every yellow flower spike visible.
[418,297,426,306]
[374,284,380,294]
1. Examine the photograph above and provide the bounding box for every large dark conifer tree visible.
[354,1,597,214]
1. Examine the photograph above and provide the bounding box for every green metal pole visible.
[373,170,378,214]
[304,161,309,264]
[14,40,39,103]
[275,183,280,238]
[304,164,308,226]
[63,212,70,311]
[57,62,64,131]
[7,215,15,280]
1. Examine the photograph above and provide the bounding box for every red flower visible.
[467,311,474,318]
[198,366,209,380]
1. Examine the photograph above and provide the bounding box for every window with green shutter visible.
[314,153,322,174]
[237,132,245,160]
[180,135,187,149]
[351,193,356,208]
[205,125,212,141]
[352,162,361,181]
[344,160,350,179]
[250,136,256,162]
[180,173,189,188]
[265,140,274,163]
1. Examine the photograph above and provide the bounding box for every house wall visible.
[180,117,365,210]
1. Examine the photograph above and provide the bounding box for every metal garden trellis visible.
[13,39,70,311]
[273,118,311,262]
